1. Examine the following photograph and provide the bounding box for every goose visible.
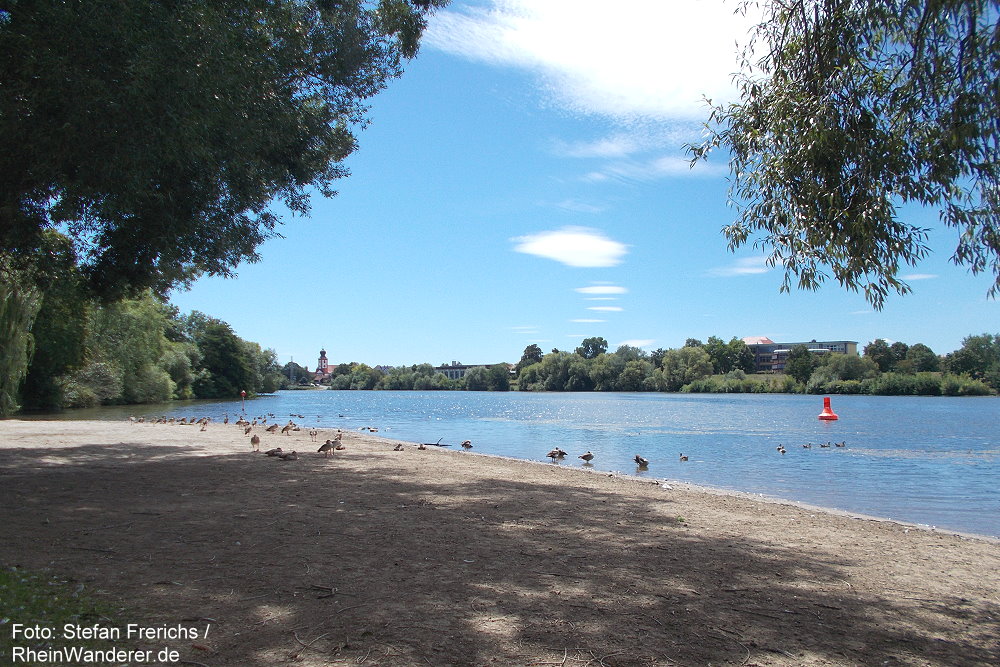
[802,443,812,449]
[250,434,261,452]
[393,444,405,451]
[318,440,333,457]
[281,423,294,435]
[579,451,595,463]
[546,448,566,460]
[309,429,318,442]
[279,450,298,461]
[418,443,427,450]
[679,453,689,461]
[265,447,283,457]
[244,426,253,436]
[634,455,649,467]
[461,440,473,450]
[266,424,279,433]
[335,443,346,451]
[835,441,846,447]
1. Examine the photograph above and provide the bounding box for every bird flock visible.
[128,412,848,471]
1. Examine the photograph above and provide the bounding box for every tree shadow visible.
[0,443,997,666]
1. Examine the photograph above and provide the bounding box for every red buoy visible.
[818,396,839,420]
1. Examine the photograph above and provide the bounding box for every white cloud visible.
[708,256,771,277]
[511,226,628,267]
[588,306,624,312]
[618,339,656,348]
[425,0,756,122]
[901,273,938,281]
[575,285,628,295]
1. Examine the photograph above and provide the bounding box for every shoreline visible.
[2,418,998,666]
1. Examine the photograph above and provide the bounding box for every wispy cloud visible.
[425,0,756,122]
[571,318,606,323]
[618,339,656,348]
[511,325,541,335]
[511,226,628,267]
[588,306,624,312]
[553,199,607,214]
[708,256,771,277]
[901,273,938,281]
[575,285,628,295]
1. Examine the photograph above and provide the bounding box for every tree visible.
[192,319,255,398]
[864,339,894,373]
[945,333,1000,388]
[656,347,713,391]
[515,344,544,375]
[691,0,1000,308]
[784,345,816,385]
[575,337,608,360]
[0,0,445,300]
[905,343,940,373]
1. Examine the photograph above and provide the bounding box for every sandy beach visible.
[0,418,997,667]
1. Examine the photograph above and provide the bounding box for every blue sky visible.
[169,0,998,370]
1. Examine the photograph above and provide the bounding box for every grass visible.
[0,566,126,662]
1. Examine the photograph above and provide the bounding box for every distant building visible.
[313,348,332,383]
[742,337,858,373]
[435,361,478,380]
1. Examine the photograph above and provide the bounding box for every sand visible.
[0,418,997,667]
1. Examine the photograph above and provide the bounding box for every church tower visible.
[317,349,329,374]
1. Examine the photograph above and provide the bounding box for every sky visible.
[168,0,998,370]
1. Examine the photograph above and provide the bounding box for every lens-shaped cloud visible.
[511,226,627,267]
[575,285,628,295]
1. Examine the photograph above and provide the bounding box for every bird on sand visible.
[634,454,649,467]
[265,447,283,457]
[418,443,427,450]
[318,440,333,457]
[579,451,595,463]
[461,440,473,450]
[279,450,298,461]
[393,443,405,451]
[309,429,318,442]
[679,453,689,461]
[250,434,261,452]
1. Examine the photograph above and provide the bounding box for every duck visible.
[250,434,261,452]
[777,446,787,455]
[318,440,333,457]
[679,453,689,462]
[461,440,473,450]
[579,451,595,463]
[634,455,649,467]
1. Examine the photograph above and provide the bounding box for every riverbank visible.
[1,419,997,666]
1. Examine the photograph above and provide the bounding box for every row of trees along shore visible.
[7,276,284,414]
[311,336,999,397]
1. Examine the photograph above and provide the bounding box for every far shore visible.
[1,418,998,666]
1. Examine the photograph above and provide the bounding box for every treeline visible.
[295,362,512,392]
[512,336,998,396]
[308,334,999,396]
[10,260,283,412]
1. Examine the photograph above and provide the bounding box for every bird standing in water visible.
[634,454,649,468]
[579,451,595,463]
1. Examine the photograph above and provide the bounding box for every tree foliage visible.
[0,0,445,300]
[692,0,1000,308]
